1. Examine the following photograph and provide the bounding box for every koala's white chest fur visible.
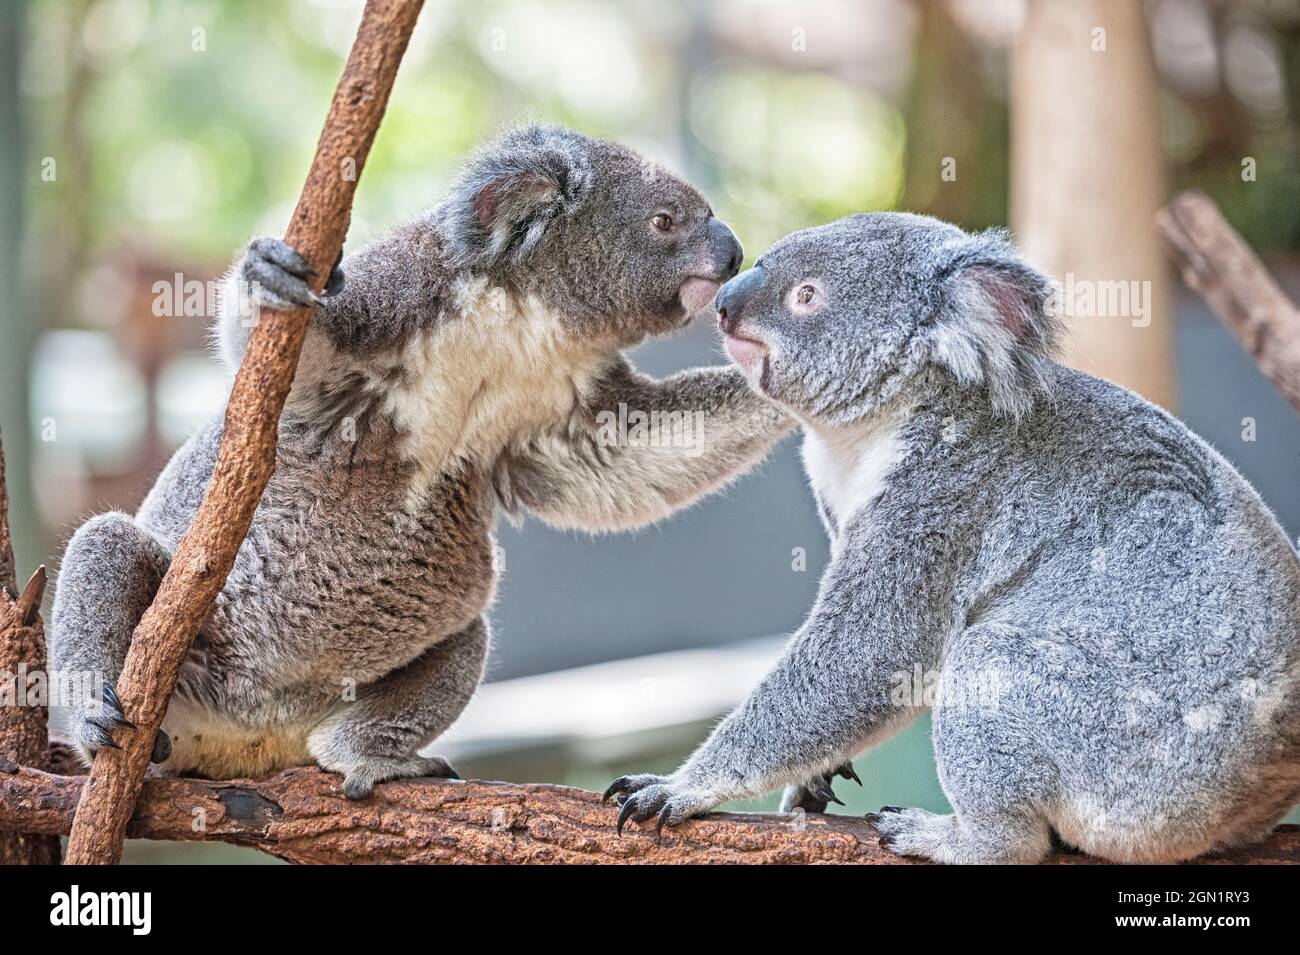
[801,412,907,542]
[381,278,610,500]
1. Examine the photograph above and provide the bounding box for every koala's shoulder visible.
[359,216,457,300]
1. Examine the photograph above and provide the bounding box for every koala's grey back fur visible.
[607,211,1300,863]
[50,125,790,794]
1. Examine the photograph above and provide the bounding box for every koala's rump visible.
[927,370,1300,861]
[157,695,315,780]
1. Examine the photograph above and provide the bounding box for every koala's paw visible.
[866,805,952,860]
[332,754,459,802]
[72,683,133,755]
[778,762,861,813]
[73,685,173,765]
[240,237,345,312]
[602,773,719,838]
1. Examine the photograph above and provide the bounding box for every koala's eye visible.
[651,212,674,232]
[789,280,825,314]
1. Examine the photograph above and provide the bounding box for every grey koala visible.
[605,211,1300,863]
[50,125,791,799]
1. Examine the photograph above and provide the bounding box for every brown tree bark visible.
[1012,0,1175,410]
[0,434,61,864]
[3,766,1297,864]
[1158,190,1300,416]
[62,0,425,865]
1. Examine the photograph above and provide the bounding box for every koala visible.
[50,125,792,799]
[605,211,1300,863]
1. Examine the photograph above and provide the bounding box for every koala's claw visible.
[73,685,176,765]
[615,790,670,837]
[78,720,120,752]
[603,772,659,808]
[655,805,673,840]
[101,684,135,729]
[816,778,844,806]
[868,805,953,860]
[74,682,139,755]
[602,775,636,804]
[615,798,638,836]
[604,773,715,838]
[780,762,859,814]
[242,237,345,312]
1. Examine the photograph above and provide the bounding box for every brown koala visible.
[51,125,792,798]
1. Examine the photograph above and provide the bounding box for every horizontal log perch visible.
[2,764,1296,864]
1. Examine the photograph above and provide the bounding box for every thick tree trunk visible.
[0,435,60,864]
[3,766,1297,865]
[1012,0,1175,409]
[62,0,426,865]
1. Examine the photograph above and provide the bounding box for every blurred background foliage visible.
[2,0,1299,861]
[22,0,1300,270]
[14,0,1298,547]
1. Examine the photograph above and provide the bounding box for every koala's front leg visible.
[605,533,945,836]
[506,360,794,532]
[605,634,919,836]
[307,617,489,800]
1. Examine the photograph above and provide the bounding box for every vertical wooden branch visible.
[63,0,425,865]
[1158,190,1300,415]
[0,432,61,863]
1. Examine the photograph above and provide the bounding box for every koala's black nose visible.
[716,266,765,333]
[708,218,744,280]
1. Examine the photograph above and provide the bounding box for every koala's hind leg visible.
[874,625,1055,864]
[307,616,489,800]
[870,806,1051,865]
[50,512,174,763]
[872,737,1052,864]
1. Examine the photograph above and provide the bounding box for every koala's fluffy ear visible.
[441,125,593,269]
[928,229,1063,418]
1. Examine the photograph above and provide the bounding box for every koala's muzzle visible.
[680,219,744,316]
[707,218,744,280]
[716,266,765,334]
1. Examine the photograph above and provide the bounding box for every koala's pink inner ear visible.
[966,266,1030,338]
[472,182,500,229]
[474,172,562,231]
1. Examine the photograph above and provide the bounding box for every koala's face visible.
[551,141,743,340]
[443,126,742,344]
[714,212,1059,423]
